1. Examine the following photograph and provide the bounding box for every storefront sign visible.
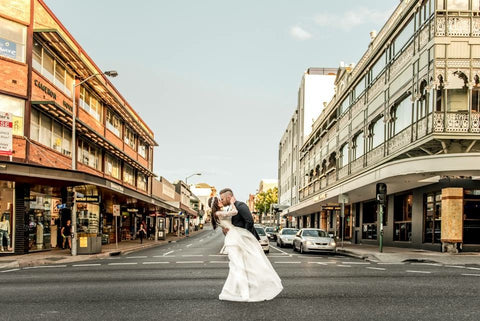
[34,80,57,100]
[79,237,88,248]
[113,204,120,217]
[0,112,13,156]
[109,182,124,193]
[0,38,16,59]
[76,195,99,203]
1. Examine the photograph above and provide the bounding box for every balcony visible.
[433,111,480,133]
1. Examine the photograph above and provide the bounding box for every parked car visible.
[265,226,277,241]
[255,226,270,253]
[276,228,299,248]
[293,228,336,254]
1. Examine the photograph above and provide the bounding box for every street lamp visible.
[70,70,117,256]
[185,173,201,184]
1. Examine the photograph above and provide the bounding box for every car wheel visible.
[265,250,269,254]
[293,242,297,252]
[300,244,304,254]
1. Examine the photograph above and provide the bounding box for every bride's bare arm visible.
[216,204,238,218]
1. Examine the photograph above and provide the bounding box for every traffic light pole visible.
[71,187,77,256]
[379,205,383,253]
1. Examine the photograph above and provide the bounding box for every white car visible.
[293,228,336,254]
[255,226,270,253]
[276,228,299,247]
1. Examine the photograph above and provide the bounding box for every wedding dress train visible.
[216,207,283,302]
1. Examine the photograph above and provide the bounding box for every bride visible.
[208,195,283,302]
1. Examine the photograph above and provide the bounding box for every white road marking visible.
[461,273,480,277]
[182,255,203,257]
[444,265,466,269]
[176,261,204,264]
[199,239,204,242]
[411,263,442,267]
[366,267,386,271]
[142,262,169,265]
[108,263,138,266]
[210,261,228,264]
[126,256,147,259]
[308,262,328,265]
[163,251,174,256]
[406,270,431,274]
[269,245,291,255]
[186,244,193,247]
[342,262,370,265]
[24,265,67,269]
[72,264,101,267]
[337,265,351,267]
[466,267,480,271]
[377,263,405,265]
[274,261,301,264]
[0,268,19,273]
[209,254,226,257]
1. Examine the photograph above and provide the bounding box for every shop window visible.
[124,127,136,149]
[394,194,413,241]
[30,109,72,156]
[138,139,148,159]
[447,71,468,112]
[0,94,24,136]
[0,16,26,62]
[106,109,122,137]
[424,192,441,243]
[79,86,102,121]
[464,190,480,244]
[353,132,364,159]
[362,201,377,240]
[137,172,147,191]
[393,94,412,135]
[0,181,15,253]
[26,192,52,251]
[78,139,101,171]
[105,153,121,179]
[123,164,135,185]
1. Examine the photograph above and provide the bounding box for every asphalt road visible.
[1,227,479,321]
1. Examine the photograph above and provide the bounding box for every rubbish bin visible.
[158,229,166,240]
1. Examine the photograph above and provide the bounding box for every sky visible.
[44,0,399,201]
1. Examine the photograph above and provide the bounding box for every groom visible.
[219,188,260,240]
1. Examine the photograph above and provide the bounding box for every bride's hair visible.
[208,196,220,230]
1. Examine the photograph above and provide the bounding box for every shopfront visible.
[0,181,14,253]
[74,185,101,254]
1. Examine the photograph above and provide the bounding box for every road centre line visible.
[406,270,431,274]
[209,255,225,257]
[176,261,204,264]
[342,262,370,265]
[274,261,301,264]
[0,269,19,273]
[24,265,67,269]
[444,265,466,269]
[466,267,480,271]
[186,244,193,247]
[182,255,203,257]
[308,262,327,265]
[163,251,174,256]
[377,263,405,265]
[366,267,386,271]
[142,262,170,265]
[411,263,442,266]
[337,265,351,267]
[154,255,174,258]
[461,273,480,277]
[108,263,138,266]
[210,261,228,264]
[126,256,147,259]
[72,264,101,267]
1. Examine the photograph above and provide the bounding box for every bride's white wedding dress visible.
[216,206,283,302]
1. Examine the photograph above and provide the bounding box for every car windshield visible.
[255,228,266,236]
[302,230,327,237]
[282,229,298,235]
[265,227,274,232]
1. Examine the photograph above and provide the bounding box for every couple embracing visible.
[208,188,283,302]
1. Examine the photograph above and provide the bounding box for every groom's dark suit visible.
[232,201,260,240]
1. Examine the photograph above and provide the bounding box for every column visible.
[441,188,463,253]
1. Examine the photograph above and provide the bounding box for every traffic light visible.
[376,183,387,205]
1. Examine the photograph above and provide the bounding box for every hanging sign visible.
[0,112,12,156]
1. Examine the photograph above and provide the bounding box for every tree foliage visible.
[254,187,278,214]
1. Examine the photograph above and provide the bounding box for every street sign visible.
[113,204,120,217]
[56,203,67,209]
[0,112,13,156]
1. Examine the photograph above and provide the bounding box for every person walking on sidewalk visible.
[138,223,146,244]
[61,220,72,250]
[0,213,12,252]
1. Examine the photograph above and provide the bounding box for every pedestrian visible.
[138,223,146,244]
[61,220,72,250]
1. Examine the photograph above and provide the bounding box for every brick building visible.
[0,0,178,254]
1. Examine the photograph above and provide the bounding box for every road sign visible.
[113,204,120,217]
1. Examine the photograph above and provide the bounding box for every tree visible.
[254,187,278,223]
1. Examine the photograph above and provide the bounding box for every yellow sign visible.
[79,237,88,248]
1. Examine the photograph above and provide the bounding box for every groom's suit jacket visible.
[232,201,260,240]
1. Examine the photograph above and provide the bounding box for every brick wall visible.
[12,137,26,159]
[78,107,103,135]
[0,58,28,97]
[28,141,71,169]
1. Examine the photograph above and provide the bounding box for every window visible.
[0,16,27,62]
[371,118,384,149]
[353,76,366,100]
[393,18,414,56]
[32,40,73,97]
[394,194,413,242]
[437,0,445,10]
[353,132,364,159]
[339,97,350,115]
[447,0,469,10]
[447,72,468,112]
[106,109,121,137]
[417,81,428,119]
[393,94,412,135]
[371,51,386,81]
[78,139,101,170]
[137,172,147,191]
[105,153,120,179]
[472,75,480,112]
[123,164,135,185]
[79,87,102,121]
[0,94,24,136]
[124,127,136,149]
[436,75,444,111]
[138,139,147,159]
[424,192,441,243]
[339,144,349,168]
[30,109,71,155]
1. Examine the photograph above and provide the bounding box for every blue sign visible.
[0,38,17,60]
[56,203,67,209]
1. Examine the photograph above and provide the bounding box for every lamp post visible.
[70,70,117,256]
[185,173,201,185]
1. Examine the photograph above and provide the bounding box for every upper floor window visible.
[339,144,349,168]
[78,139,101,170]
[123,164,135,185]
[30,109,71,156]
[0,17,26,63]
[124,127,136,149]
[105,153,121,179]
[393,18,414,56]
[472,75,480,112]
[0,94,24,136]
[32,40,73,96]
[353,76,366,100]
[106,109,122,137]
[339,97,350,115]
[79,86,102,121]
[393,94,412,135]
[137,172,147,191]
[446,0,469,10]
[371,117,384,149]
[353,132,364,160]
[138,139,147,159]
[447,71,468,112]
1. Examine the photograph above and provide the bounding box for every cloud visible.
[314,7,392,31]
[289,25,312,41]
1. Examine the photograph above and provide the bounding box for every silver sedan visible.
[276,228,299,247]
[293,228,336,254]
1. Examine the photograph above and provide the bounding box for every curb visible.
[336,248,369,261]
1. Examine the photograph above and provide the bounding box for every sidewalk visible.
[0,227,209,270]
[337,243,480,265]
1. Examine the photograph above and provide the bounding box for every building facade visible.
[281,0,480,252]
[0,0,176,254]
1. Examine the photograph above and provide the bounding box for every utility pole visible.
[376,183,387,253]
